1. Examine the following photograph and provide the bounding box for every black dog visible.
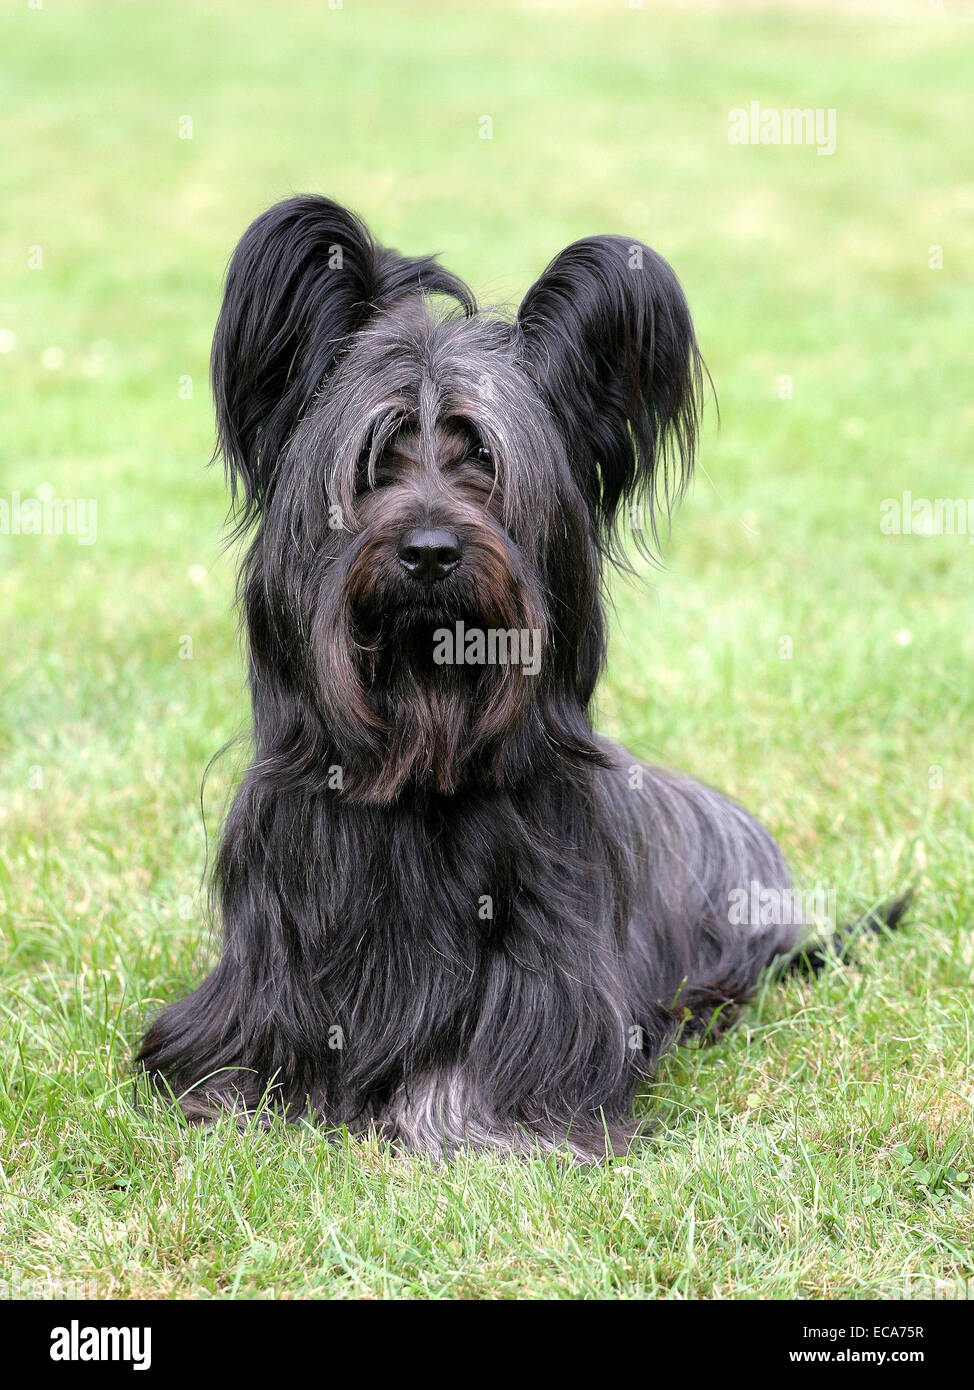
[138,196,903,1159]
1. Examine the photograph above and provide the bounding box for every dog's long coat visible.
[139,196,808,1159]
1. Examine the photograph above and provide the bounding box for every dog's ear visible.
[516,235,705,557]
[211,195,475,517]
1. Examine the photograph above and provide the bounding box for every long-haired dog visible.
[138,196,905,1160]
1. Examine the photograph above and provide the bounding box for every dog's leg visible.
[375,1065,652,1163]
[598,749,801,1042]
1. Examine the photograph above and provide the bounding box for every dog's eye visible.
[358,458,397,491]
[474,445,492,467]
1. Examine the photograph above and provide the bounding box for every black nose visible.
[397,528,462,584]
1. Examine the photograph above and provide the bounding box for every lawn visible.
[0,0,971,1299]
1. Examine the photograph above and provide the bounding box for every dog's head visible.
[212,196,704,801]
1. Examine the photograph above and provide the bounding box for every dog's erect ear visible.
[516,234,705,557]
[211,195,475,518]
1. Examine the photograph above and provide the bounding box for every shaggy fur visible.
[138,196,896,1160]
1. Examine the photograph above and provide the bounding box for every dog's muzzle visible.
[396,527,462,585]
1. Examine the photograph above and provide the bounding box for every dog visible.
[138,195,905,1160]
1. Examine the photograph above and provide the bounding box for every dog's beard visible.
[311,521,546,803]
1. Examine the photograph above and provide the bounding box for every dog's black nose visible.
[397,528,462,584]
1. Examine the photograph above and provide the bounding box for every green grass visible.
[1,0,972,1299]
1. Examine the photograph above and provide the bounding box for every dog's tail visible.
[778,890,913,977]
